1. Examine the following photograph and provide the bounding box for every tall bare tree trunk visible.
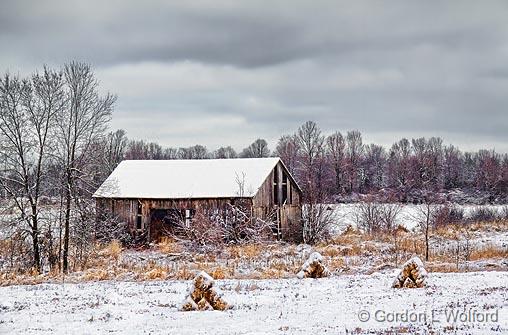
[62,177,72,272]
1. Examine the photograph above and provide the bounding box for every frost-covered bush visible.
[501,206,508,220]
[468,207,499,223]
[354,200,402,234]
[170,204,276,250]
[434,205,465,226]
[302,204,336,244]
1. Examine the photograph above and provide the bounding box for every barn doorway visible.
[149,208,196,241]
[149,209,182,241]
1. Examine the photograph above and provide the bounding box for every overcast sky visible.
[1,1,507,152]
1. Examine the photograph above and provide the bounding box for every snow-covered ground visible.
[1,271,507,334]
[330,203,508,232]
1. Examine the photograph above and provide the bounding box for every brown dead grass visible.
[83,269,111,281]
[158,237,183,254]
[1,219,507,286]
[142,266,168,280]
[172,264,194,280]
[103,240,122,261]
[470,245,508,261]
[226,243,264,259]
[210,266,228,279]
[426,262,459,273]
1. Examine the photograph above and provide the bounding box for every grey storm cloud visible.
[1,0,508,152]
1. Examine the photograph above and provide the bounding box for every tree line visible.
[104,121,508,203]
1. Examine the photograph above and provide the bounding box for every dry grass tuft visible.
[143,266,168,280]
[319,246,341,257]
[103,240,122,261]
[173,265,194,280]
[158,237,183,254]
[210,266,228,280]
[226,243,264,259]
[83,269,111,281]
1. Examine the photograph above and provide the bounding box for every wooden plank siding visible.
[96,161,302,242]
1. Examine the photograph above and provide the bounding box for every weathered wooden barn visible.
[93,158,303,242]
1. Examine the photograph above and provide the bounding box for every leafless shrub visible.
[172,211,227,249]
[169,204,276,250]
[354,200,383,234]
[95,209,132,245]
[302,204,337,244]
[468,206,499,222]
[355,201,402,236]
[434,204,465,227]
[379,203,402,232]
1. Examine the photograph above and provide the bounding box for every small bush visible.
[501,206,508,220]
[435,205,465,226]
[468,207,499,223]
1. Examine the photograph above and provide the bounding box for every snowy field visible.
[329,203,508,232]
[1,271,507,334]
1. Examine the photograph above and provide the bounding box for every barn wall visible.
[96,197,254,241]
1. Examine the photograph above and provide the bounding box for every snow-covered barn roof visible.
[93,157,290,199]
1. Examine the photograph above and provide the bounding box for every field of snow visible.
[329,203,508,232]
[1,271,507,334]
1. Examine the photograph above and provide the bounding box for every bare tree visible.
[240,138,270,158]
[363,144,386,191]
[475,149,501,192]
[56,62,115,273]
[296,121,325,203]
[302,203,336,244]
[214,146,237,159]
[275,134,300,175]
[410,194,443,261]
[178,145,209,159]
[0,69,65,272]
[189,144,209,159]
[345,130,363,193]
[443,145,463,189]
[101,129,128,174]
[354,199,383,234]
[379,203,402,232]
[326,131,345,195]
[387,138,411,190]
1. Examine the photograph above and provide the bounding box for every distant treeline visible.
[103,121,508,202]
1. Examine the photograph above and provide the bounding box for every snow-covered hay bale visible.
[392,256,428,288]
[180,271,230,311]
[297,252,331,279]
